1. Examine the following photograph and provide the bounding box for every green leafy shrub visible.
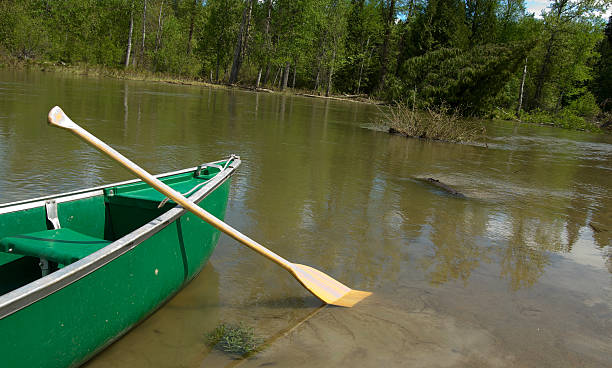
[556,109,592,131]
[520,109,602,132]
[489,107,518,121]
[519,109,553,125]
[568,92,600,118]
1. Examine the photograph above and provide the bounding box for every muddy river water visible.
[1,70,610,367]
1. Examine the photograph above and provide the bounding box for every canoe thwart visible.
[0,229,110,266]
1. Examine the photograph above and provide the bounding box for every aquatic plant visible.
[206,323,262,356]
[380,102,486,144]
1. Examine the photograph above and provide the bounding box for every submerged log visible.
[416,177,465,198]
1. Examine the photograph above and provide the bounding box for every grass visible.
[380,102,487,144]
[206,323,262,356]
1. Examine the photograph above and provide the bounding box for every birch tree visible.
[125,0,135,68]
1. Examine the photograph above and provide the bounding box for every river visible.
[1,69,610,367]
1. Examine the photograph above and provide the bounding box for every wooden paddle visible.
[47,106,371,307]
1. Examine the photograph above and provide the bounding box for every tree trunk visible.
[155,0,164,52]
[229,0,253,84]
[281,61,290,90]
[314,38,326,92]
[533,3,567,108]
[215,49,220,82]
[272,67,281,87]
[256,68,262,88]
[243,0,253,54]
[187,0,197,55]
[376,0,396,92]
[278,67,284,89]
[263,63,271,85]
[357,37,370,94]
[139,0,147,67]
[326,42,337,97]
[292,63,297,89]
[534,34,555,107]
[517,57,527,115]
[264,0,272,43]
[229,4,246,84]
[555,91,564,112]
[260,0,272,88]
[124,1,134,69]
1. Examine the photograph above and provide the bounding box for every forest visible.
[0,0,611,129]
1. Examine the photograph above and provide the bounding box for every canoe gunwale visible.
[0,156,241,320]
[0,158,233,214]
[0,190,104,215]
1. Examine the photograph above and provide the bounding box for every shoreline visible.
[0,57,386,106]
[2,58,607,134]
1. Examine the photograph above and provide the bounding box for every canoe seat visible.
[0,228,110,266]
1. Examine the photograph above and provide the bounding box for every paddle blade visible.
[48,106,78,130]
[290,264,371,307]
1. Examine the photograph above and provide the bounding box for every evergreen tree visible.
[396,41,533,112]
[594,16,612,111]
[409,0,470,56]
[466,0,499,45]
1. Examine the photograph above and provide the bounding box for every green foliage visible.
[556,109,594,131]
[409,0,471,56]
[0,1,49,60]
[153,16,200,76]
[197,0,241,81]
[519,109,553,125]
[466,0,499,45]
[333,0,383,93]
[496,0,528,42]
[0,0,610,133]
[519,108,602,132]
[593,16,612,111]
[206,323,262,356]
[525,1,606,112]
[568,92,600,118]
[395,41,533,113]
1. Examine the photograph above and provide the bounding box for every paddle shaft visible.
[66,123,292,270]
[48,106,372,307]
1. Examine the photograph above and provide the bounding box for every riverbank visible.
[0,55,385,106]
[2,55,608,135]
[491,107,610,134]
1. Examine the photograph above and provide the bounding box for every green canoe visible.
[0,156,241,368]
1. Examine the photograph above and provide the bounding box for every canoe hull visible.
[0,160,237,368]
